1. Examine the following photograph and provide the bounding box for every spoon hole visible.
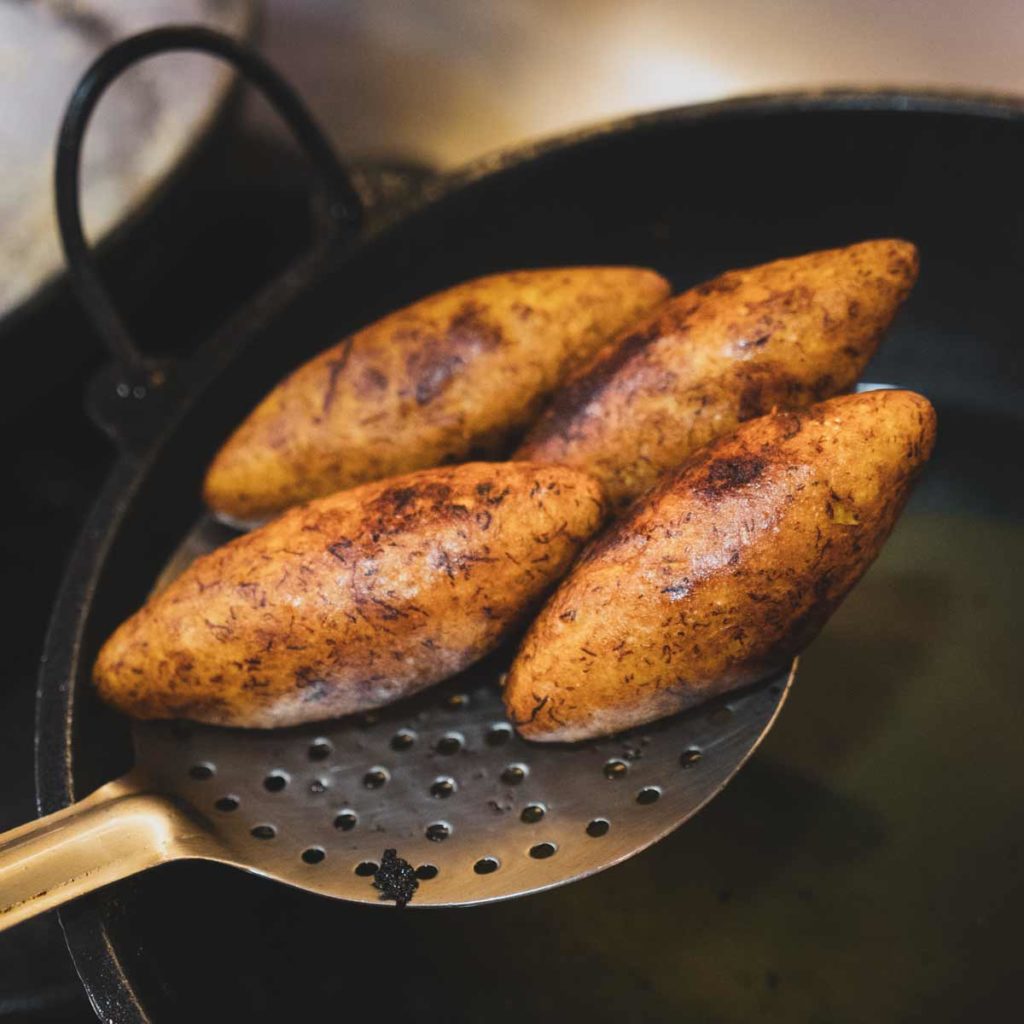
[485,724,512,746]
[520,803,545,824]
[501,764,528,785]
[435,734,463,755]
[431,777,456,799]
[680,748,702,768]
[363,768,389,789]
[308,739,332,761]
[263,772,288,792]
[334,811,358,831]
[391,729,416,751]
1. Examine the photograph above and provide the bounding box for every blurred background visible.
[4,0,1024,325]
[258,0,1024,166]
[5,0,1024,326]
[1,1,1021,1019]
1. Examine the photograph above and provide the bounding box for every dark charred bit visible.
[521,316,667,446]
[390,486,420,510]
[449,300,504,348]
[484,486,512,507]
[327,539,353,562]
[738,379,764,421]
[321,336,355,418]
[407,301,503,406]
[698,455,767,498]
[519,694,548,725]
[373,849,419,907]
[360,366,389,392]
[777,412,803,441]
[366,481,456,535]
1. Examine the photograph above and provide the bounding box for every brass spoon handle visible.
[0,777,201,932]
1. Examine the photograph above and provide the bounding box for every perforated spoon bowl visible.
[0,517,792,928]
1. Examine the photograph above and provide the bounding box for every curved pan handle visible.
[0,775,212,933]
[54,25,365,437]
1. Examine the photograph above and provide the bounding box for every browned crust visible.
[203,267,669,524]
[505,389,937,742]
[95,462,607,727]
[515,240,919,509]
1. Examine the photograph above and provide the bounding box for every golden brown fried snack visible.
[96,462,607,727]
[204,267,668,525]
[515,240,918,510]
[505,390,936,741]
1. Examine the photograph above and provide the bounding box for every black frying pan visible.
[37,29,1024,1023]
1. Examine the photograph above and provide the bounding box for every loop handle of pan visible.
[54,24,365,393]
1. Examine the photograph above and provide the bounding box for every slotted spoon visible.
[0,515,793,927]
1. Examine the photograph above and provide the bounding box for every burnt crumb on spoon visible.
[373,849,419,907]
